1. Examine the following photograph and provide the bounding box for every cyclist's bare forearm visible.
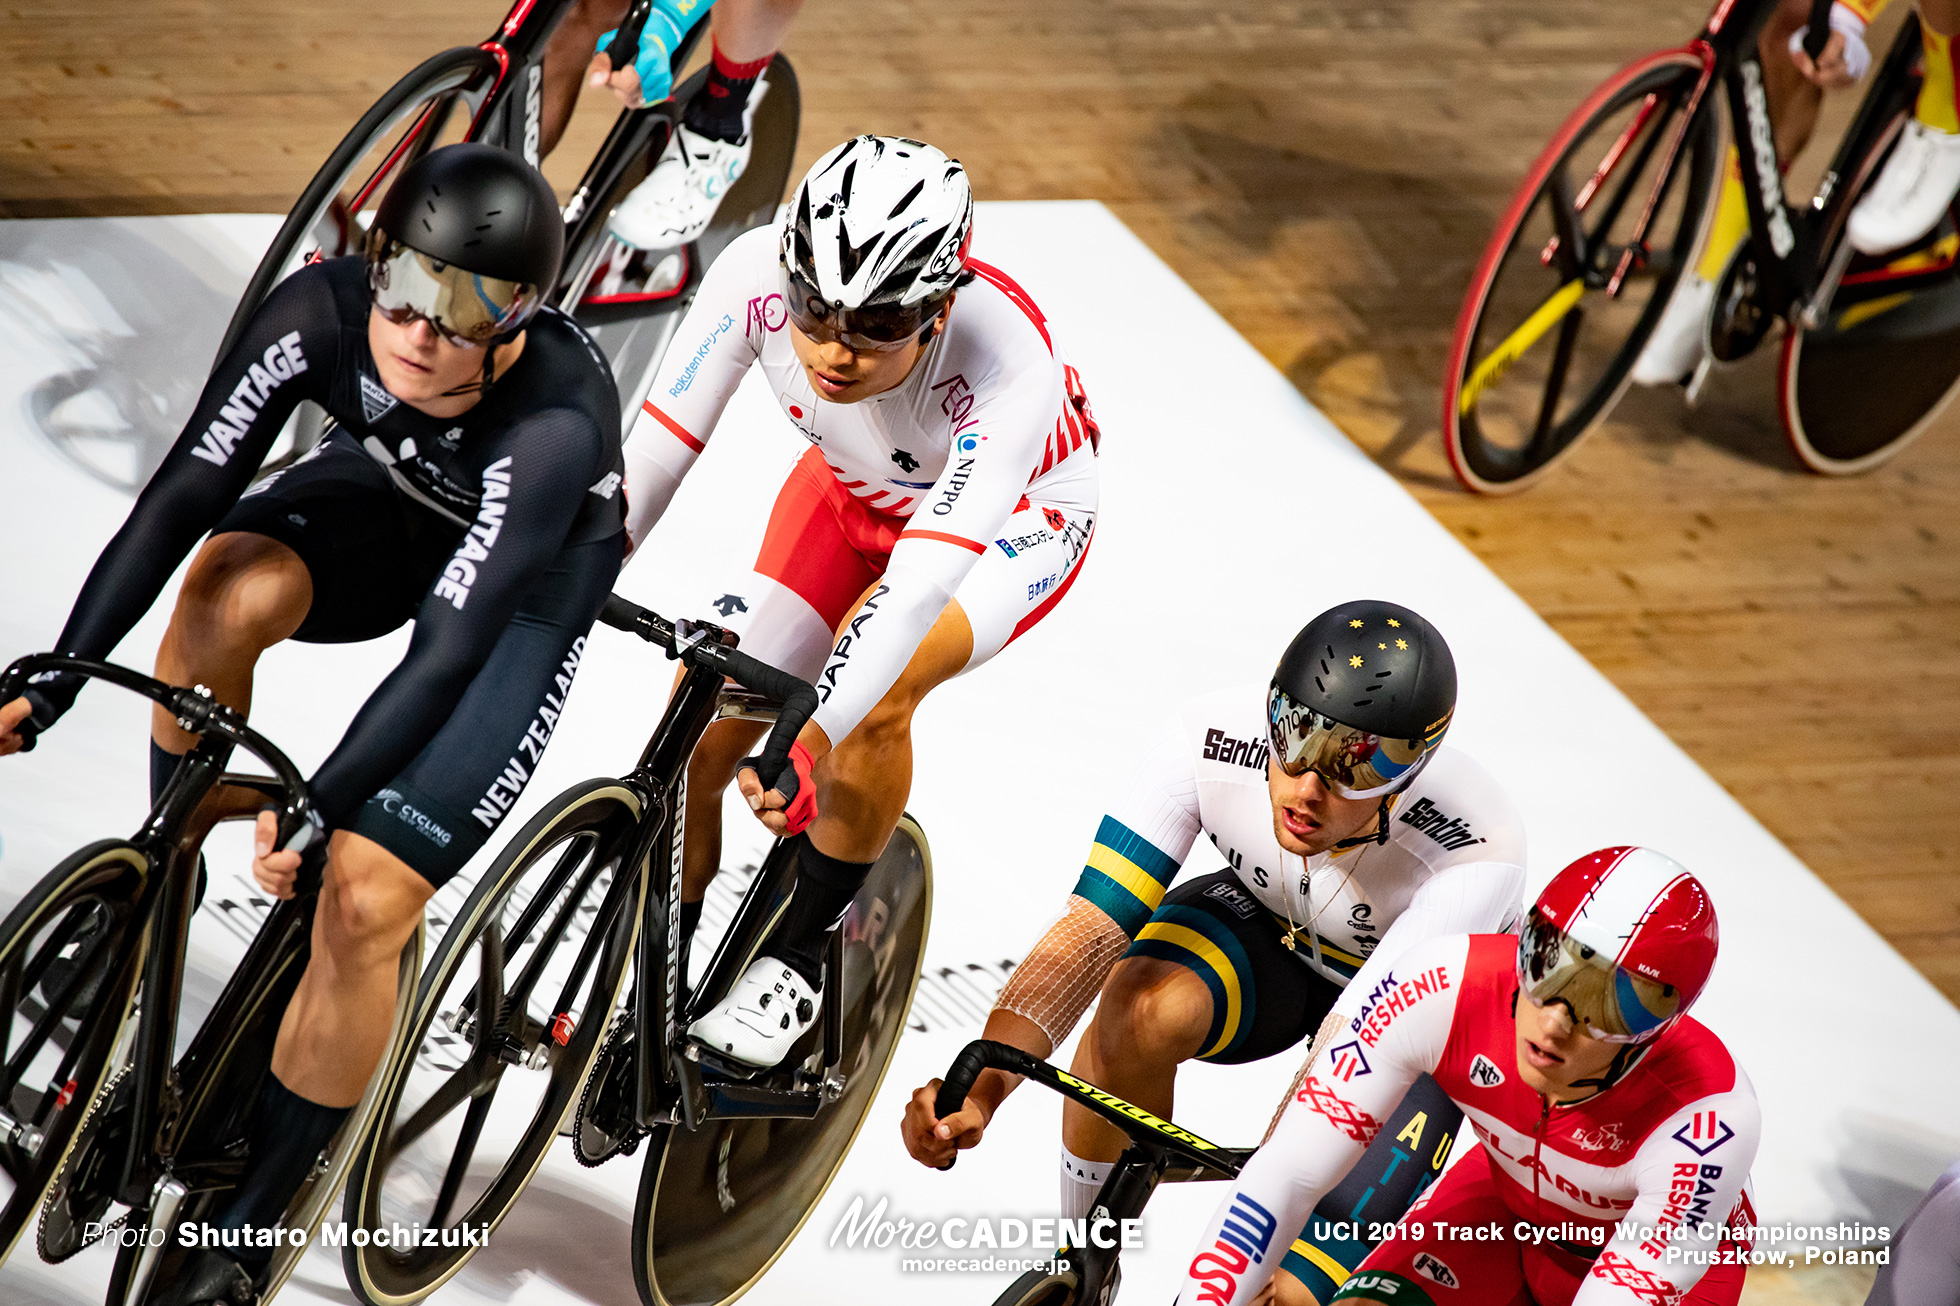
[966,1008,1051,1115]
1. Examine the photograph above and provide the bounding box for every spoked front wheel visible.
[629,814,933,1306]
[1443,49,1720,492]
[0,841,147,1268]
[340,779,646,1306]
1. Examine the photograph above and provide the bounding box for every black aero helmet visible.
[1267,600,1457,799]
[365,143,564,345]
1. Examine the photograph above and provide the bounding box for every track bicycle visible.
[0,655,421,1304]
[933,1040,1252,1306]
[337,596,932,1306]
[933,1041,1461,1306]
[219,0,801,466]
[1443,0,1960,490]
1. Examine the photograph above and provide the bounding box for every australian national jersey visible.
[1070,684,1527,1019]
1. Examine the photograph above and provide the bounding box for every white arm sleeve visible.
[1580,1087,1762,1305]
[619,232,765,550]
[807,348,1060,745]
[1177,935,1465,1306]
[1330,858,1526,1024]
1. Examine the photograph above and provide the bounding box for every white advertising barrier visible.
[0,205,1953,1306]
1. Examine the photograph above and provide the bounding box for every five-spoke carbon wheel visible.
[340,779,646,1305]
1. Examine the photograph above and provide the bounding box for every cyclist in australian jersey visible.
[1179,848,1760,1306]
[902,601,1527,1303]
[0,145,631,1305]
[619,134,1100,1070]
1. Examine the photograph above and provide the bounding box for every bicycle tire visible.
[1443,48,1719,493]
[0,840,148,1269]
[628,814,933,1306]
[340,778,646,1306]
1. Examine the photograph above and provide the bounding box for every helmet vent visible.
[889,180,924,217]
[1375,671,1393,679]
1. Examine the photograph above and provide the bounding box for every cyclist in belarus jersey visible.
[902,601,1527,1303]
[0,145,626,1305]
[621,135,1100,1069]
[1179,847,1761,1306]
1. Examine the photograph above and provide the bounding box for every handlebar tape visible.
[935,1039,1039,1120]
[1802,0,1835,58]
[603,0,653,72]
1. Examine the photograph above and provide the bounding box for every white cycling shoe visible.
[1629,271,1717,386]
[609,96,761,250]
[1847,119,1960,255]
[687,955,818,1069]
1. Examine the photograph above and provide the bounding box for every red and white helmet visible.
[1517,847,1719,1044]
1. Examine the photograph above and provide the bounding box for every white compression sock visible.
[1059,1145,1110,1223]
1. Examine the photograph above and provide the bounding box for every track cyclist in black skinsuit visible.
[0,144,627,1305]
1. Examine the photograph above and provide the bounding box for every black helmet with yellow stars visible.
[1268,601,1457,843]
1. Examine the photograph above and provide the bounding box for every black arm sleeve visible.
[32,267,340,719]
[305,409,612,827]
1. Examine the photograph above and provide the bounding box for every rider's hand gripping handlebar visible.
[2,653,321,857]
[598,594,822,830]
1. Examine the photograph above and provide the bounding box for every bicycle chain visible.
[571,1015,646,1168]
[38,1066,133,1263]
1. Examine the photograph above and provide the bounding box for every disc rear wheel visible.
[629,815,932,1306]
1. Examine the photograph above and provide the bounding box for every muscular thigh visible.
[212,438,457,642]
[1122,870,1340,1066]
[343,534,623,887]
[711,448,892,682]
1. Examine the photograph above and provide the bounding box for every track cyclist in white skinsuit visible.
[904,601,1528,1302]
[621,135,1101,1069]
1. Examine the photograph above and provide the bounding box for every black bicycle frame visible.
[429,0,710,304]
[1699,0,1924,314]
[0,657,315,1213]
[573,599,834,1135]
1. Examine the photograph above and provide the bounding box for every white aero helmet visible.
[781,135,974,350]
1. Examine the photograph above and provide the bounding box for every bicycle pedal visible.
[690,1041,769,1081]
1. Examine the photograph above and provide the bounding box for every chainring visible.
[38,1066,133,1262]
[571,1019,645,1167]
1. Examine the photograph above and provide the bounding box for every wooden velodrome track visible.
[3,1,1955,1297]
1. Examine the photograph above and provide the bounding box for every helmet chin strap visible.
[437,337,505,399]
[1332,795,1395,850]
[1567,1042,1645,1093]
